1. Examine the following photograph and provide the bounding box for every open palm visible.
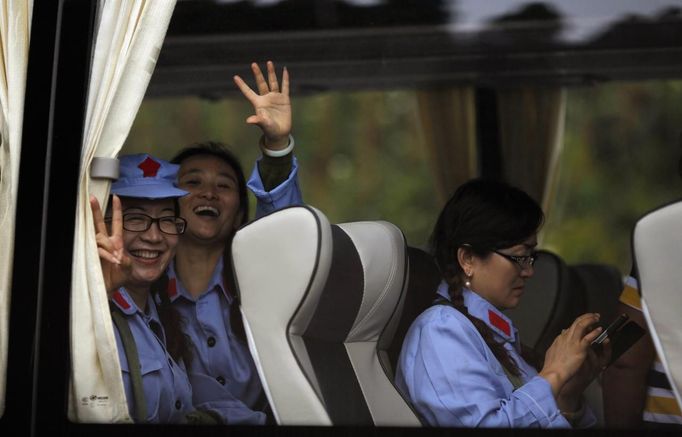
[234,60,292,150]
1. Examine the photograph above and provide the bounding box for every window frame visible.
[2,1,681,436]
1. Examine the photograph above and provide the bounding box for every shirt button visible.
[175,400,182,410]
[216,376,226,385]
[207,336,216,347]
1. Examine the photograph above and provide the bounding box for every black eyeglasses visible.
[107,213,187,235]
[492,250,537,270]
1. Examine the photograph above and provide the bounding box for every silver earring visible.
[464,273,472,289]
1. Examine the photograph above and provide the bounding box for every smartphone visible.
[607,320,646,366]
[592,313,629,346]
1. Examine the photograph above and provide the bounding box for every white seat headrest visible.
[634,199,682,409]
[232,206,421,426]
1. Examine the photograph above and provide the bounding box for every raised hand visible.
[233,60,292,150]
[90,194,132,294]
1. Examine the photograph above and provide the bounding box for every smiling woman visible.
[116,200,180,301]
[90,153,220,424]
[175,151,245,246]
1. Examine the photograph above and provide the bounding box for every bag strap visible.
[111,305,148,422]
[432,297,523,390]
[501,364,523,390]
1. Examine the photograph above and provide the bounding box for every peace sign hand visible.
[90,194,132,295]
[233,60,292,150]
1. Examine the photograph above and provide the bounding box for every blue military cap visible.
[111,153,188,199]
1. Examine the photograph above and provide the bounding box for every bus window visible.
[4,0,681,435]
[545,80,682,274]
[119,0,682,429]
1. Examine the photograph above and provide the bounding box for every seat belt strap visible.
[432,297,523,390]
[111,307,148,422]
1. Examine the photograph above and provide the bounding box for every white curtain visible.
[69,0,175,422]
[0,0,32,417]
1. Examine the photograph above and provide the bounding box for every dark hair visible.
[171,141,249,343]
[151,275,194,366]
[430,178,544,376]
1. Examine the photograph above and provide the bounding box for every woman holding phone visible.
[395,178,609,428]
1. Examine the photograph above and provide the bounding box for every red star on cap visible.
[138,156,161,177]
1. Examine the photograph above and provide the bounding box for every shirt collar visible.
[463,287,517,343]
[436,281,517,343]
[111,288,137,315]
[436,281,450,300]
[111,288,161,324]
[166,257,231,303]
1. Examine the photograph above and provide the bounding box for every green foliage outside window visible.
[543,81,682,275]
[125,80,682,275]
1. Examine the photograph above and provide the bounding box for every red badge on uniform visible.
[138,156,161,177]
[167,277,178,298]
[113,290,131,310]
[488,309,511,337]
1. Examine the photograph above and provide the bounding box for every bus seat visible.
[633,199,682,410]
[386,246,441,378]
[572,263,623,330]
[230,205,422,426]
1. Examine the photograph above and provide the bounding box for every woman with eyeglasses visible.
[91,153,221,424]
[395,178,609,428]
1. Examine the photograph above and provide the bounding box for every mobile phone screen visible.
[592,313,629,346]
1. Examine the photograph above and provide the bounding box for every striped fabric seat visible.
[620,278,682,426]
[644,359,682,425]
[231,205,422,426]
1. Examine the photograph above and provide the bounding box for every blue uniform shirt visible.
[247,155,303,217]
[111,288,194,424]
[166,259,266,425]
[395,281,596,428]
[164,157,303,425]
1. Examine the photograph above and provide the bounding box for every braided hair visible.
[430,178,544,377]
[151,274,194,367]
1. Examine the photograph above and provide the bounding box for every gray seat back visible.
[231,205,422,426]
[386,247,441,379]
